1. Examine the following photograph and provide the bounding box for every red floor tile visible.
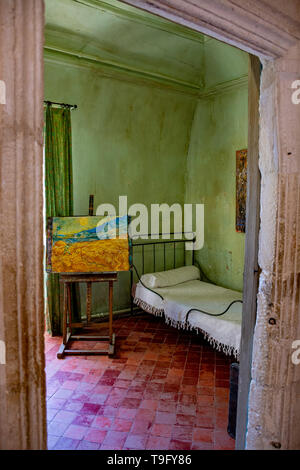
[172,425,193,442]
[214,429,235,450]
[47,435,60,449]
[102,430,127,448]
[54,410,78,424]
[91,415,113,430]
[53,437,80,450]
[64,424,88,440]
[123,433,148,450]
[193,427,214,443]
[85,429,107,444]
[196,407,215,428]
[157,400,177,413]
[146,435,171,450]
[140,399,158,410]
[117,407,137,421]
[48,420,69,437]
[150,423,173,437]
[102,406,118,417]
[176,403,196,416]
[176,414,195,427]
[77,440,100,450]
[169,439,191,450]
[131,416,153,434]
[155,411,177,425]
[72,414,95,427]
[46,313,235,450]
[111,418,132,432]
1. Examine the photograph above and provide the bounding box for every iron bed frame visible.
[129,234,243,323]
[129,234,195,315]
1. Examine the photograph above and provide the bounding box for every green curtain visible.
[45,105,76,335]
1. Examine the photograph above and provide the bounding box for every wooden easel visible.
[57,272,117,359]
[57,195,117,359]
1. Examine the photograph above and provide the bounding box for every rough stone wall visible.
[0,0,46,450]
[246,43,300,450]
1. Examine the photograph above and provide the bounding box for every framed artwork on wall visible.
[46,215,131,273]
[236,149,247,233]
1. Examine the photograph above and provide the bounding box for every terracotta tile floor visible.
[45,313,236,450]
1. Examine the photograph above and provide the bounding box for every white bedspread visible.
[134,279,242,358]
[134,282,165,316]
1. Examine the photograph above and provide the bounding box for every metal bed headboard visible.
[129,233,196,314]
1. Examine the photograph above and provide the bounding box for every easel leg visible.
[63,283,68,344]
[108,280,115,356]
[86,281,92,323]
[130,269,134,315]
[57,282,68,359]
[67,282,72,334]
[109,281,113,340]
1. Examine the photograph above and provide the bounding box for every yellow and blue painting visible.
[46,215,131,273]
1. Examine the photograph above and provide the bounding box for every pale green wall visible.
[185,40,248,292]
[204,38,248,89]
[45,61,196,313]
[45,64,195,213]
[45,0,205,88]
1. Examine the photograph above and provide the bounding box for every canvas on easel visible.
[46,215,131,273]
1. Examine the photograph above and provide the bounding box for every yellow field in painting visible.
[51,238,130,273]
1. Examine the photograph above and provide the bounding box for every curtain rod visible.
[44,100,78,110]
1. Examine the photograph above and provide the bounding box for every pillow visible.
[140,265,200,289]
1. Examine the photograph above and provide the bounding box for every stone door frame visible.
[0,0,299,449]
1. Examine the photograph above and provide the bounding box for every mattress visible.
[134,279,242,358]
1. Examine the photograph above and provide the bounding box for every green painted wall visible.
[45,0,205,89]
[45,60,196,314]
[185,41,248,292]
[204,38,248,89]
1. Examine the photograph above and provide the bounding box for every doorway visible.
[1,0,299,451]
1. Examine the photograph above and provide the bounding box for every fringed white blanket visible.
[134,279,242,358]
[134,282,164,316]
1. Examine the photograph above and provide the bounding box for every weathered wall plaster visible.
[185,85,248,292]
[0,0,46,450]
[246,44,300,450]
[185,40,248,291]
